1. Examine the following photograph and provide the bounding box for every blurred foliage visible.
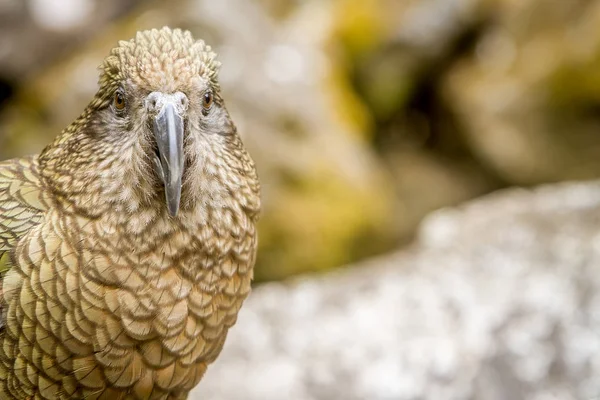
[257,167,393,281]
[1,0,600,281]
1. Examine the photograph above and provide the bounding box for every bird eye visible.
[202,91,214,110]
[113,91,126,110]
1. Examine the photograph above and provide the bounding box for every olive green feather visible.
[0,156,47,275]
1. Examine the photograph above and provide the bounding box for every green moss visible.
[334,0,385,57]
[548,51,600,108]
[254,165,393,282]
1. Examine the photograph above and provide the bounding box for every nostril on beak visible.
[146,92,160,113]
[177,93,189,112]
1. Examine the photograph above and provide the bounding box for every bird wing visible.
[0,156,48,275]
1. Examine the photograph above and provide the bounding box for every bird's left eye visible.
[202,91,213,110]
[113,92,126,110]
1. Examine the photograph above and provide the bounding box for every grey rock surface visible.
[192,181,600,399]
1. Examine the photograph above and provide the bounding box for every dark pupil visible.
[116,94,123,104]
[204,93,211,105]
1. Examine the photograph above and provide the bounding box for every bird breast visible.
[0,202,256,397]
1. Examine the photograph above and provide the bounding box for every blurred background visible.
[1,0,600,282]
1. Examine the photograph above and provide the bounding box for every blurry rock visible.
[444,0,600,184]
[0,0,397,281]
[193,180,600,399]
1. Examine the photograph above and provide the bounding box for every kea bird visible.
[0,27,261,399]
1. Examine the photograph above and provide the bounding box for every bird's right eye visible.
[113,92,126,110]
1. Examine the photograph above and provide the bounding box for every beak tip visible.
[167,199,180,217]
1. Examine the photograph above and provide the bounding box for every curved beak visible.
[153,100,184,217]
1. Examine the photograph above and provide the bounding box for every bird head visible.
[40,27,260,222]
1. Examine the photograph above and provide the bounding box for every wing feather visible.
[0,156,47,274]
